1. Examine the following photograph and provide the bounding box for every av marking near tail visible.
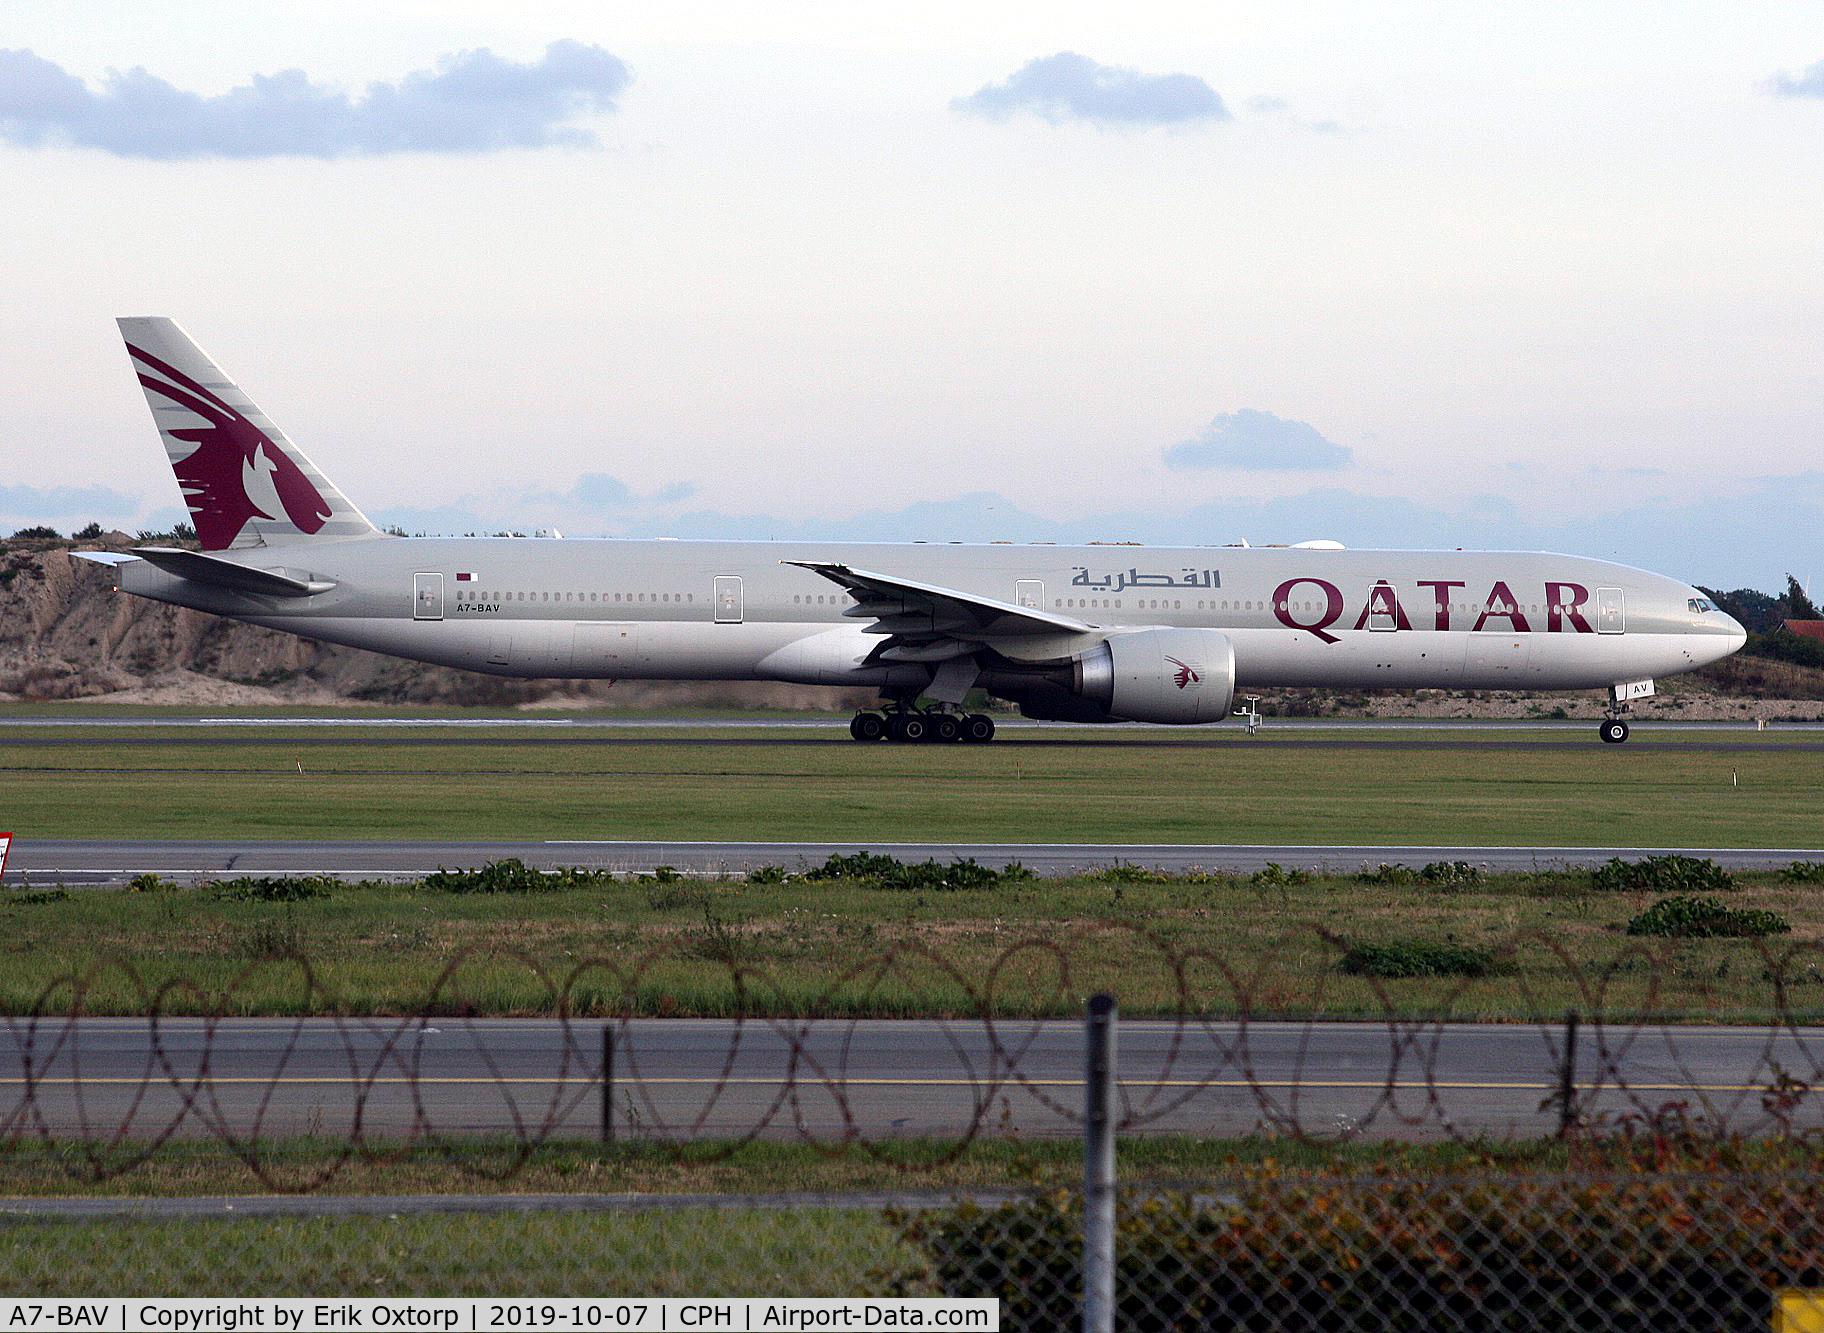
[86,318,1745,743]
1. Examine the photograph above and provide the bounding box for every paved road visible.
[6,838,1821,886]
[5,715,1820,731]
[4,1015,1817,1144]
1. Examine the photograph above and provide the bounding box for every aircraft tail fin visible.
[118,317,382,551]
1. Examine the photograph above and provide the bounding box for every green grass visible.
[6,866,1824,1021]
[2,725,1821,845]
[0,1208,918,1296]
[0,1133,1572,1201]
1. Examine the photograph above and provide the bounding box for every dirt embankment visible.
[0,540,866,710]
[2,540,1820,717]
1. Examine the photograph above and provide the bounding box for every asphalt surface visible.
[6,838,1823,886]
[7,1015,1819,1145]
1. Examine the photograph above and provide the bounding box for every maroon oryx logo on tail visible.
[1165,655,1201,690]
[128,342,330,550]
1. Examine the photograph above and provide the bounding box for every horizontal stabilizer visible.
[131,546,335,598]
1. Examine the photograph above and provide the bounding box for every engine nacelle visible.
[1080,628,1237,724]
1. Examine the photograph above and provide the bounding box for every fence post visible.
[1083,993,1117,1333]
[1558,1009,1578,1138]
[601,1023,614,1145]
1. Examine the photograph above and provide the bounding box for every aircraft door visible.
[715,576,744,624]
[1597,587,1625,634]
[414,572,444,621]
[1016,580,1043,610]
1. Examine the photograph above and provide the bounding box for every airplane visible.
[82,317,1747,744]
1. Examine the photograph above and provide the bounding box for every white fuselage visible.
[118,535,1745,697]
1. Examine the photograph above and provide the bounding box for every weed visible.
[682,907,744,966]
[1591,855,1734,894]
[6,889,68,906]
[1093,862,1170,884]
[238,914,305,959]
[1625,895,1791,939]
[1780,861,1824,884]
[1252,863,1311,888]
[1419,860,1483,889]
[207,875,336,903]
[800,852,1006,891]
[1338,938,1497,978]
[424,859,614,894]
[645,880,710,911]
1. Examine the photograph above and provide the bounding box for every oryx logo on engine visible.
[1166,655,1201,689]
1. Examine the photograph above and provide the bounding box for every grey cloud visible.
[1163,409,1353,471]
[375,473,694,536]
[0,482,143,520]
[954,52,1228,127]
[0,41,629,158]
[1770,60,1824,97]
[375,471,1821,589]
[1245,94,1345,134]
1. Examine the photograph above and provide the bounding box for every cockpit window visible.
[1688,597,1718,613]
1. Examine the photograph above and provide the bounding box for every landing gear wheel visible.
[888,713,929,743]
[851,712,886,742]
[961,713,996,744]
[1600,719,1630,744]
[931,714,961,743]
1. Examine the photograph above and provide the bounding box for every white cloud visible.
[0,40,629,158]
[1769,59,1824,97]
[953,52,1228,127]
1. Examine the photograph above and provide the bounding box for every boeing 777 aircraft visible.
[84,318,1746,743]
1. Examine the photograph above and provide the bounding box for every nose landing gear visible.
[1599,680,1654,743]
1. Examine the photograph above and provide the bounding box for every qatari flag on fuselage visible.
[456,572,475,582]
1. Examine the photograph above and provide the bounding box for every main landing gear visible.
[849,707,996,743]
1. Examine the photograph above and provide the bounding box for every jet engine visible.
[988,628,1237,724]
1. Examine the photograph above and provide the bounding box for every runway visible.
[7,838,1823,885]
[6,1014,1818,1144]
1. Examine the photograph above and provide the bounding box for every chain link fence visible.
[6,935,1824,1325]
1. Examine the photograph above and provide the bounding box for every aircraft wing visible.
[786,560,1094,662]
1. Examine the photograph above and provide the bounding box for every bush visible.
[1625,895,1791,939]
[1251,862,1310,888]
[1591,855,1734,894]
[1356,863,1415,885]
[207,874,336,902]
[799,852,1007,891]
[1420,859,1483,888]
[1780,861,1824,884]
[422,858,614,893]
[1093,862,1172,884]
[894,1174,1824,1331]
[1338,939,1497,979]
[1741,631,1824,670]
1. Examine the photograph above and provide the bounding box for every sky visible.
[2,1,1820,591]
